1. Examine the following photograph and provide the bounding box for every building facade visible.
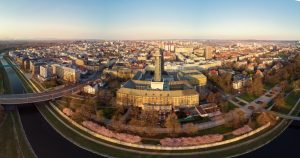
[117,88,199,111]
[52,64,80,83]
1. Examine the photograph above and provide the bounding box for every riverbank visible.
[0,53,36,158]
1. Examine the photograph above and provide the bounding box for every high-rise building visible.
[40,65,53,80]
[153,49,163,82]
[175,47,193,55]
[205,47,213,60]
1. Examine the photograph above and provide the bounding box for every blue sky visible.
[0,0,299,40]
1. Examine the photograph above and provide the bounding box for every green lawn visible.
[0,114,20,158]
[228,102,238,110]
[0,112,35,158]
[0,61,10,94]
[273,91,300,114]
[180,115,210,124]
[11,111,36,158]
[0,77,4,94]
[267,101,274,108]
[101,108,116,119]
[263,83,275,90]
[197,125,234,136]
[285,91,300,107]
[239,93,256,102]
[0,57,35,158]
[0,68,4,94]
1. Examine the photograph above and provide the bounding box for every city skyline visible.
[0,0,300,40]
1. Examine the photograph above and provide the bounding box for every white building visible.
[39,65,53,81]
[83,84,99,95]
[51,64,80,83]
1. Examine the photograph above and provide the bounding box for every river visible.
[239,120,300,158]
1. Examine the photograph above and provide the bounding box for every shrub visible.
[82,121,142,144]
[160,134,223,147]
[232,125,252,136]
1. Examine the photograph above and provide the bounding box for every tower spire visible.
[154,48,162,82]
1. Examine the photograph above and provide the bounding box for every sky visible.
[0,0,300,40]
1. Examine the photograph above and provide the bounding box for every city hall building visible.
[116,49,199,111]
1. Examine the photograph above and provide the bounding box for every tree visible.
[109,97,117,107]
[292,80,300,90]
[256,112,277,126]
[219,102,230,113]
[280,80,288,91]
[71,97,96,122]
[274,93,285,109]
[96,110,104,120]
[250,76,264,97]
[165,112,181,133]
[207,92,221,103]
[141,110,159,127]
[145,127,158,137]
[225,109,246,128]
[71,109,84,123]
[183,123,198,134]
[209,72,232,93]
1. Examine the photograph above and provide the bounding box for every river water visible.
[239,120,300,158]
[1,55,300,158]
[1,56,101,158]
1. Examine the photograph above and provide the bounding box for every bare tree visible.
[207,92,221,103]
[225,109,246,128]
[183,123,198,134]
[256,112,277,126]
[250,76,264,97]
[165,112,181,134]
[274,93,285,109]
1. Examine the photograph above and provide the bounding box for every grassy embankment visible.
[0,55,36,158]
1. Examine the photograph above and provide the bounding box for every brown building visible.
[205,46,214,60]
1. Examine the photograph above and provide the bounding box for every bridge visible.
[275,112,300,121]
[0,84,84,105]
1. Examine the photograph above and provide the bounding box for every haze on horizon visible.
[0,0,300,41]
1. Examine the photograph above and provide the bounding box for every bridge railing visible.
[0,84,84,104]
